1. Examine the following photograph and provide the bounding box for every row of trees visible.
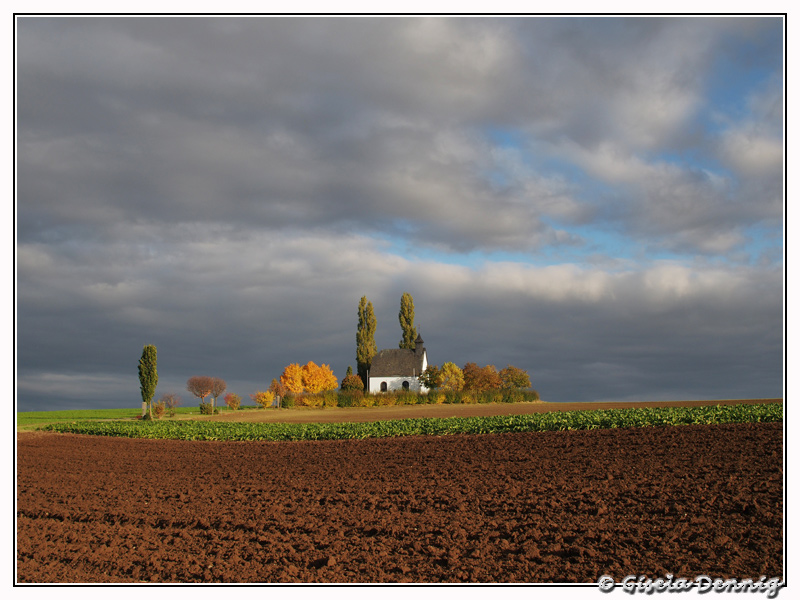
[186,375,227,413]
[137,290,532,416]
[419,363,530,392]
[138,344,233,417]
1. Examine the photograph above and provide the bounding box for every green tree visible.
[399,292,417,349]
[499,365,531,389]
[138,344,158,418]
[439,362,464,392]
[356,296,377,386]
[419,365,441,390]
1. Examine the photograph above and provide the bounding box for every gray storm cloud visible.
[16,16,783,411]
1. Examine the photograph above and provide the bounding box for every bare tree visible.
[210,377,227,412]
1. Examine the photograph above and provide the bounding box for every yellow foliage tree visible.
[281,363,305,394]
[250,390,275,409]
[302,361,338,394]
[439,362,465,391]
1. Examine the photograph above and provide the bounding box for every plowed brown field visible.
[16,418,783,583]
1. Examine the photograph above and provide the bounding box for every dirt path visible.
[17,421,783,583]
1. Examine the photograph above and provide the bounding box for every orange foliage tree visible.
[463,363,502,391]
[302,361,338,393]
[280,363,305,394]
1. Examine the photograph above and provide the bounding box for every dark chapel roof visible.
[370,335,426,377]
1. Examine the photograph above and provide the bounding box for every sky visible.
[15,15,785,412]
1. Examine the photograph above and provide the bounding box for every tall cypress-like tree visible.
[138,344,158,418]
[356,296,377,387]
[398,292,417,349]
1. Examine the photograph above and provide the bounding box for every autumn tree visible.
[419,365,441,390]
[250,390,275,409]
[463,363,502,391]
[302,361,338,394]
[187,376,215,407]
[439,362,464,392]
[356,296,377,385]
[210,377,227,412]
[499,365,531,389]
[269,378,287,403]
[138,345,158,418]
[398,292,417,349]
[281,363,305,394]
[341,373,365,391]
[223,392,241,411]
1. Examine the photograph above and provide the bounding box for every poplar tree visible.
[138,344,158,418]
[398,292,417,349]
[356,296,377,386]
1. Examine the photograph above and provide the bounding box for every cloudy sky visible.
[15,16,784,412]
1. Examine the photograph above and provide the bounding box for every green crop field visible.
[33,402,782,442]
[15,406,221,429]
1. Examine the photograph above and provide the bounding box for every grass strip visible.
[38,402,782,442]
[16,406,218,429]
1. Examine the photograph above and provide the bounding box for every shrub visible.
[295,393,322,408]
[395,391,419,405]
[337,389,363,407]
[429,392,445,405]
[461,391,478,404]
[375,393,397,407]
[158,393,181,417]
[445,390,462,404]
[501,389,524,403]
[341,374,365,391]
[478,390,503,404]
[250,391,275,410]
[363,393,377,407]
[224,393,241,411]
[281,393,296,409]
[321,391,339,408]
[199,402,214,415]
[152,401,166,419]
